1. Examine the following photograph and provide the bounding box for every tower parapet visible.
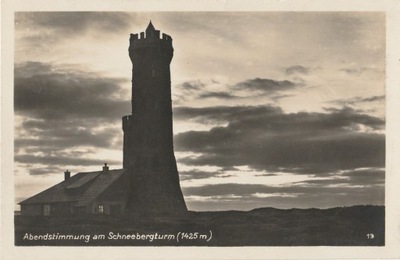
[129,32,172,48]
[129,21,172,41]
[129,31,172,42]
[129,21,173,63]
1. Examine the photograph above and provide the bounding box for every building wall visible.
[91,200,126,215]
[50,202,74,216]
[21,204,42,216]
[21,203,74,216]
[92,173,128,215]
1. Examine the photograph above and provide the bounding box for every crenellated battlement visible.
[130,32,172,42]
[129,21,172,49]
[129,21,173,63]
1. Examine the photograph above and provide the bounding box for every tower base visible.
[125,155,187,215]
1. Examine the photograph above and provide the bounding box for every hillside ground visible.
[15,205,384,246]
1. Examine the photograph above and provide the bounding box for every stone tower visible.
[122,21,187,214]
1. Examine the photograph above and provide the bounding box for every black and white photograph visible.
[2,1,400,259]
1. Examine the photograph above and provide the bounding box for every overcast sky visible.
[14,12,385,211]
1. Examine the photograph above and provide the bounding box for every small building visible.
[19,164,128,216]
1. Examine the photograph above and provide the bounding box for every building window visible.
[43,204,51,216]
[98,204,104,214]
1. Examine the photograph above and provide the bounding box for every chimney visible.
[103,163,109,173]
[64,170,71,180]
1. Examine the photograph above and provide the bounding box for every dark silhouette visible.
[19,22,187,217]
[122,21,187,215]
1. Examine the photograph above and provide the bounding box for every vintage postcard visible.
[2,0,400,259]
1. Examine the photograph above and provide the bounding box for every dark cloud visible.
[285,65,310,75]
[182,181,384,210]
[328,95,385,106]
[14,128,123,174]
[14,117,124,172]
[179,170,215,181]
[198,91,238,99]
[15,62,52,78]
[15,62,130,120]
[270,94,294,101]
[174,78,298,103]
[294,168,384,186]
[15,121,120,150]
[179,170,229,181]
[174,106,385,174]
[339,67,383,75]
[361,96,385,102]
[182,166,385,210]
[15,154,119,167]
[254,173,279,177]
[28,166,64,176]
[15,12,133,35]
[340,68,362,75]
[15,146,121,176]
[232,78,297,94]
[173,80,207,103]
[178,81,205,91]
[14,62,127,173]
[341,168,385,185]
[174,105,283,124]
[183,183,379,198]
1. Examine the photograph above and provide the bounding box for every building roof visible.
[66,172,98,189]
[74,169,125,207]
[19,169,125,206]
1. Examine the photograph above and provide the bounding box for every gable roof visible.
[19,169,125,206]
[75,169,125,207]
[66,172,99,189]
